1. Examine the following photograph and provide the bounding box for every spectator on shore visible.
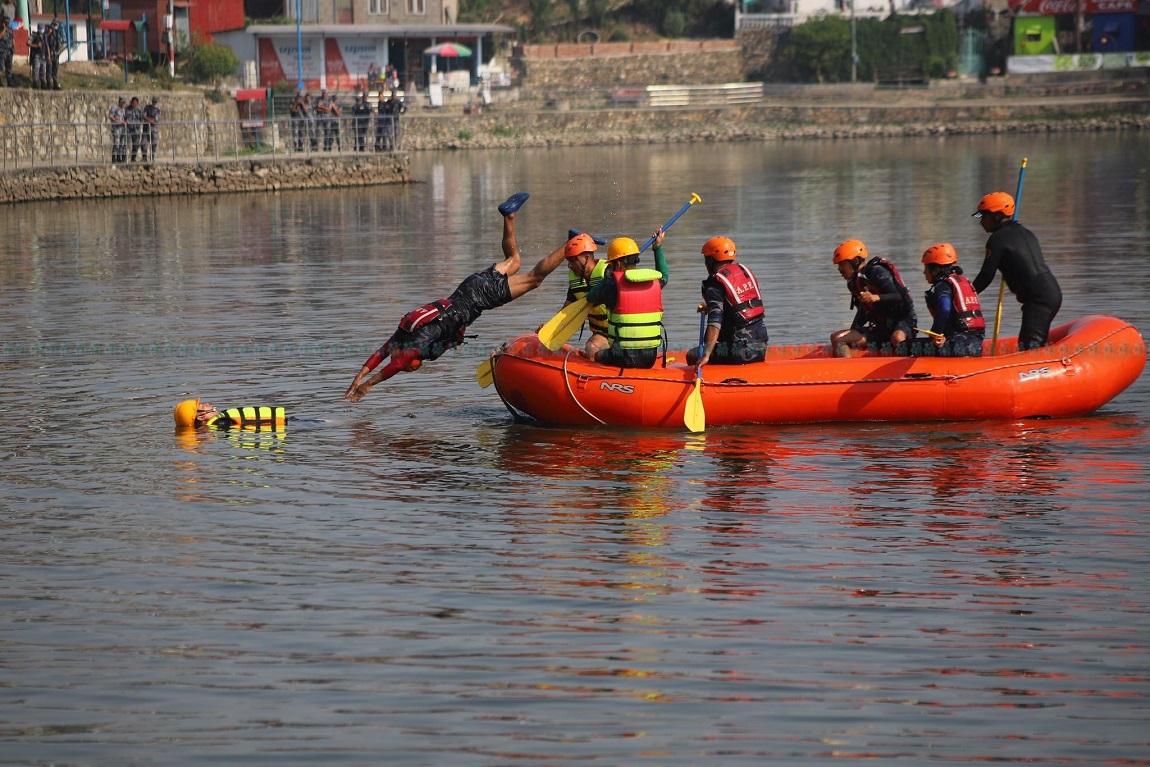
[0,15,14,88]
[108,96,127,163]
[327,94,342,151]
[289,91,307,151]
[27,23,44,89]
[367,61,380,91]
[125,96,144,162]
[142,95,161,162]
[314,89,331,150]
[351,92,371,152]
[304,93,318,151]
[44,19,61,90]
[378,90,405,151]
[384,63,399,91]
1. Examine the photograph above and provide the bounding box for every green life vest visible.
[568,258,609,336]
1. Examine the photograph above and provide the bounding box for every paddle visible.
[914,326,944,340]
[991,157,1027,356]
[477,355,496,388]
[537,192,703,352]
[684,306,707,433]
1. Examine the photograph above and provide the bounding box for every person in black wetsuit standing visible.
[971,191,1062,350]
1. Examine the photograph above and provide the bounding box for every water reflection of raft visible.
[488,315,1146,428]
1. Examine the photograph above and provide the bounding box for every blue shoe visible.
[568,228,607,246]
[499,192,530,216]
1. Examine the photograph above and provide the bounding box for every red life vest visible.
[608,270,663,349]
[713,262,764,323]
[398,299,452,334]
[946,273,986,332]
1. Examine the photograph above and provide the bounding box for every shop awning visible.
[99,20,133,31]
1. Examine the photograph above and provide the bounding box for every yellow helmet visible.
[607,237,640,261]
[833,239,868,264]
[174,398,200,428]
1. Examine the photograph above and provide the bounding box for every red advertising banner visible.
[1009,0,1136,14]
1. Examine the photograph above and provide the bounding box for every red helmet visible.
[701,236,736,262]
[564,233,598,259]
[833,239,867,264]
[921,242,957,266]
[973,192,1014,219]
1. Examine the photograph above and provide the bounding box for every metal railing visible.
[0,115,407,171]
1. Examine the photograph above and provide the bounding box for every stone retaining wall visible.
[0,90,239,166]
[511,41,743,92]
[0,155,410,204]
[398,100,1150,150]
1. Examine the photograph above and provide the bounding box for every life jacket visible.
[607,269,664,350]
[568,258,609,336]
[206,406,286,431]
[712,262,764,324]
[850,256,914,323]
[399,299,452,334]
[942,272,986,333]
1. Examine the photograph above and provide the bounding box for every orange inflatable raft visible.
[486,315,1145,427]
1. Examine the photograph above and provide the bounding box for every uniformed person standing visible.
[27,24,44,89]
[351,92,371,152]
[289,91,306,151]
[124,96,144,162]
[45,19,62,89]
[142,95,161,161]
[313,88,331,150]
[0,15,14,88]
[108,96,127,162]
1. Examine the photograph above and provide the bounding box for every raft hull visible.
[488,315,1146,427]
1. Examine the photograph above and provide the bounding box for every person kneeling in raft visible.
[343,192,570,402]
[174,399,287,431]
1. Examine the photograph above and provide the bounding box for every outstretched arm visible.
[343,336,394,400]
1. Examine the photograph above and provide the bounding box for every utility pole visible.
[850,0,858,83]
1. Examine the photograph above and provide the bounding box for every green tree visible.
[784,15,851,83]
[183,38,241,86]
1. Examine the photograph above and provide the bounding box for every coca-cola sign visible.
[1009,0,1136,13]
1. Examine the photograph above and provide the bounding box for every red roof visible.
[235,89,269,101]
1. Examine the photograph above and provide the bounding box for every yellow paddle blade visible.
[476,357,495,389]
[538,298,592,351]
[684,377,705,433]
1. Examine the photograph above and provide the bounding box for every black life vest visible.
[850,256,914,323]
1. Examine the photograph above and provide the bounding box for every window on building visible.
[407,0,426,14]
[369,0,389,14]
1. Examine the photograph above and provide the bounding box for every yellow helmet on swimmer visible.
[607,237,640,262]
[174,398,200,427]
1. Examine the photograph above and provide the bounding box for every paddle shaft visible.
[638,193,702,253]
[991,157,1027,355]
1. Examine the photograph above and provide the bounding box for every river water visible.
[2,134,1148,765]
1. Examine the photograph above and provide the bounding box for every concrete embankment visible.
[0,155,411,204]
[3,83,1148,204]
[398,98,1150,150]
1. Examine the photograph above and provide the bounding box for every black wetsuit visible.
[972,220,1062,350]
